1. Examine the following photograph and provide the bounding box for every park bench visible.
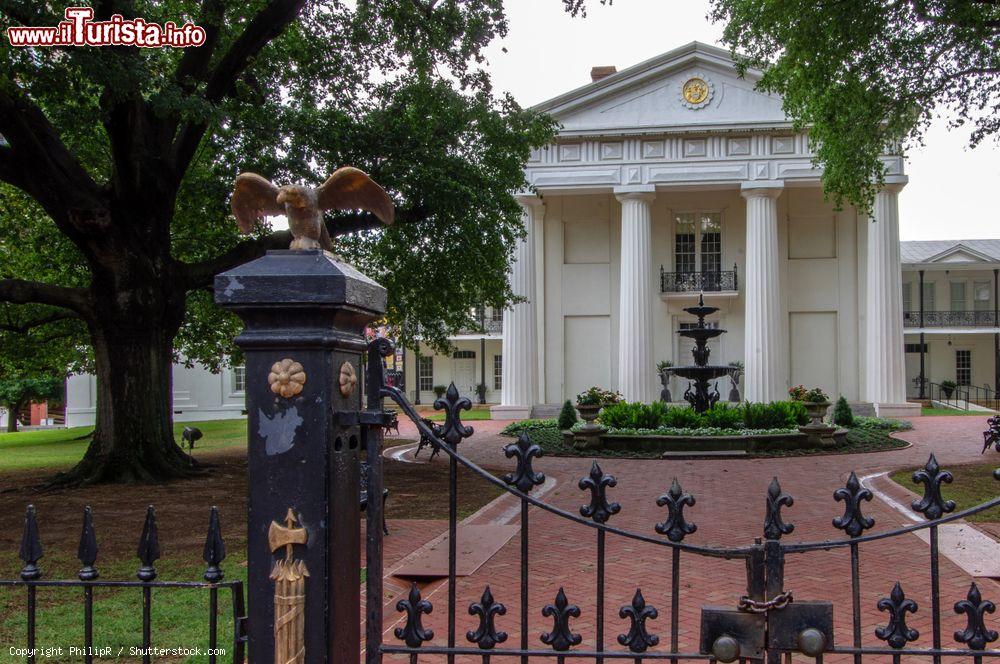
[360,461,389,535]
[414,417,441,461]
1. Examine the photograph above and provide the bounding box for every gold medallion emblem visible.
[682,78,710,105]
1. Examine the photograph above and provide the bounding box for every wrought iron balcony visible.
[660,266,738,294]
[903,310,999,328]
[455,316,503,336]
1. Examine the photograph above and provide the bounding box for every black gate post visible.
[216,249,386,664]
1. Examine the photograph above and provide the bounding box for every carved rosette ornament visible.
[269,359,306,399]
[269,509,309,664]
[339,361,357,397]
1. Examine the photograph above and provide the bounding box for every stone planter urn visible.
[802,401,831,428]
[573,403,605,450]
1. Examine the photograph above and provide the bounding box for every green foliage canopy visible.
[711,0,1000,210]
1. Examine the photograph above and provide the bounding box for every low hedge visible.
[500,418,558,436]
[597,401,809,431]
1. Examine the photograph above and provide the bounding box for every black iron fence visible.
[904,310,999,328]
[660,267,738,294]
[2,505,245,664]
[363,338,1000,663]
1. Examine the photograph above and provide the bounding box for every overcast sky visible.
[480,0,999,242]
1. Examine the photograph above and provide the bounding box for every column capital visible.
[879,175,908,194]
[614,184,656,203]
[514,192,545,210]
[740,180,785,199]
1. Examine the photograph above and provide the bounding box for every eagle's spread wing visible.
[316,167,395,225]
[231,173,283,233]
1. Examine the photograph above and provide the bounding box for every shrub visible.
[598,401,669,429]
[703,403,744,429]
[432,385,447,399]
[660,405,705,428]
[743,401,808,429]
[501,419,558,436]
[833,396,854,427]
[853,416,912,432]
[557,400,578,430]
[788,385,830,403]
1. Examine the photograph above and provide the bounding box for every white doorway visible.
[451,351,477,396]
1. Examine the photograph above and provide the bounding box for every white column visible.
[741,181,785,403]
[492,195,542,420]
[615,187,656,403]
[864,178,908,406]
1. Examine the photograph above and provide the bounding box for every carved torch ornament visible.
[269,508,309,664]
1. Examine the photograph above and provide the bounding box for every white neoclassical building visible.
[482,41,916,419]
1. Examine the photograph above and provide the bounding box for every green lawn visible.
[921,407,993,416]
[890,461,1000,523]
[424,408,493,421]
[0,420,248,472]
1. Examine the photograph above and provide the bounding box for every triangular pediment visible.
[535,42,788,134]
[927,244,995,264]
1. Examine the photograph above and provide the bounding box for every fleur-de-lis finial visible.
[763,477,794,540]
[833,471,875,538]
[503,433,545,494]
[655,478,697,542]
[19,505,43,581]
[876,582,919,649]
[617,589,659,653]
[77,506,98,581]
[136,505,160,582]
[954,582,998,650]
[540,587,582,651]
[467,586,508,649]
[911,454,956,521]
[579,460,621,524]
[395,583,434,647]
[435,383,474,447]
[202,506,226,583]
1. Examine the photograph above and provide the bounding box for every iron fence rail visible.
[5,505,246,664]
[363,337,1000,664]
[926,382,1000,413]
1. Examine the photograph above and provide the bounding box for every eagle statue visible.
[230,167,395,251]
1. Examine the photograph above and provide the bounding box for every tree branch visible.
[0,80,105,232]
[0,311,79,333]
[0,279,91,317]
[174,0,226,89]
[170,0,307,178]
[179,229,292,289]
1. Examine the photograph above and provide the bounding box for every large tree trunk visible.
[51,218,197,485]
[5,402,19,433]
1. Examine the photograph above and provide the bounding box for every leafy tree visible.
[711,0,1000,209]
[0,0,605,484]
[0,304,83,432]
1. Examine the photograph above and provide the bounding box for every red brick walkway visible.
[376,415,1000,663]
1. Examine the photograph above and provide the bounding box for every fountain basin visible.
[670,365,733,381]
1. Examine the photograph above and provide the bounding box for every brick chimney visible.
[590,66,617,83]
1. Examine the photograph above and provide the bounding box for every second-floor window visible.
[950,282,967,311]
[902,281,935,312]
[974,282,992,311]
[674,212,721,273]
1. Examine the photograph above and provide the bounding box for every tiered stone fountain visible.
[671,294,732,413]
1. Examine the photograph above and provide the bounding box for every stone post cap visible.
[214,249,386,316]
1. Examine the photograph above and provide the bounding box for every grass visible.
[0,420,248,472]
[513,425,908,459]
[0,550,249,664]
[424,408,493,421]
[890,460,1000,523]
[921,407,992,416]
